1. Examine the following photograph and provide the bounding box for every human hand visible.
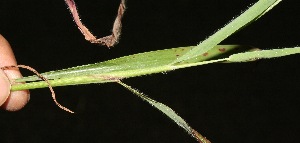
[0,35,30,111]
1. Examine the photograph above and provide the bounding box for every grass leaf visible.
[228,47,300,62]
[173,0,282,63]
[12,45,254,91]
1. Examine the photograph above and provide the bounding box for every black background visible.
[0,0,299,142]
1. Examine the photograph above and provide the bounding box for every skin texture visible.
[0,35,30,111]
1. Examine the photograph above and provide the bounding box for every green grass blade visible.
[14,45,299,91]
[11,45,254,91]
[118,81,211,143]
[228,47,300,62]
[173,0,281,63]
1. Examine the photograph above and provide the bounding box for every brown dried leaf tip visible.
[1,65,74,113]
[65,0,126,47]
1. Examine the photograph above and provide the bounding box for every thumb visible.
[0,34,30,111]
[0,70,10,106]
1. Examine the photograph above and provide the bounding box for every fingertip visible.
[0,34,30,111]
[0,70,10,106]
[1,90,30,111]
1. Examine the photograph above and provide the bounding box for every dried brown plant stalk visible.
[192,129,211,143]
[65,0,126,47]
[1,65,74,113]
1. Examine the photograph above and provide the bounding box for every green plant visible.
[5,0,300,142]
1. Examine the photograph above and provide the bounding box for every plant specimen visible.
[3,0,300,142]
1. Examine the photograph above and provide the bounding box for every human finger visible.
[0,34,30,111]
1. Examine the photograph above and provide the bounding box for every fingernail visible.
[0,70,10,106]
